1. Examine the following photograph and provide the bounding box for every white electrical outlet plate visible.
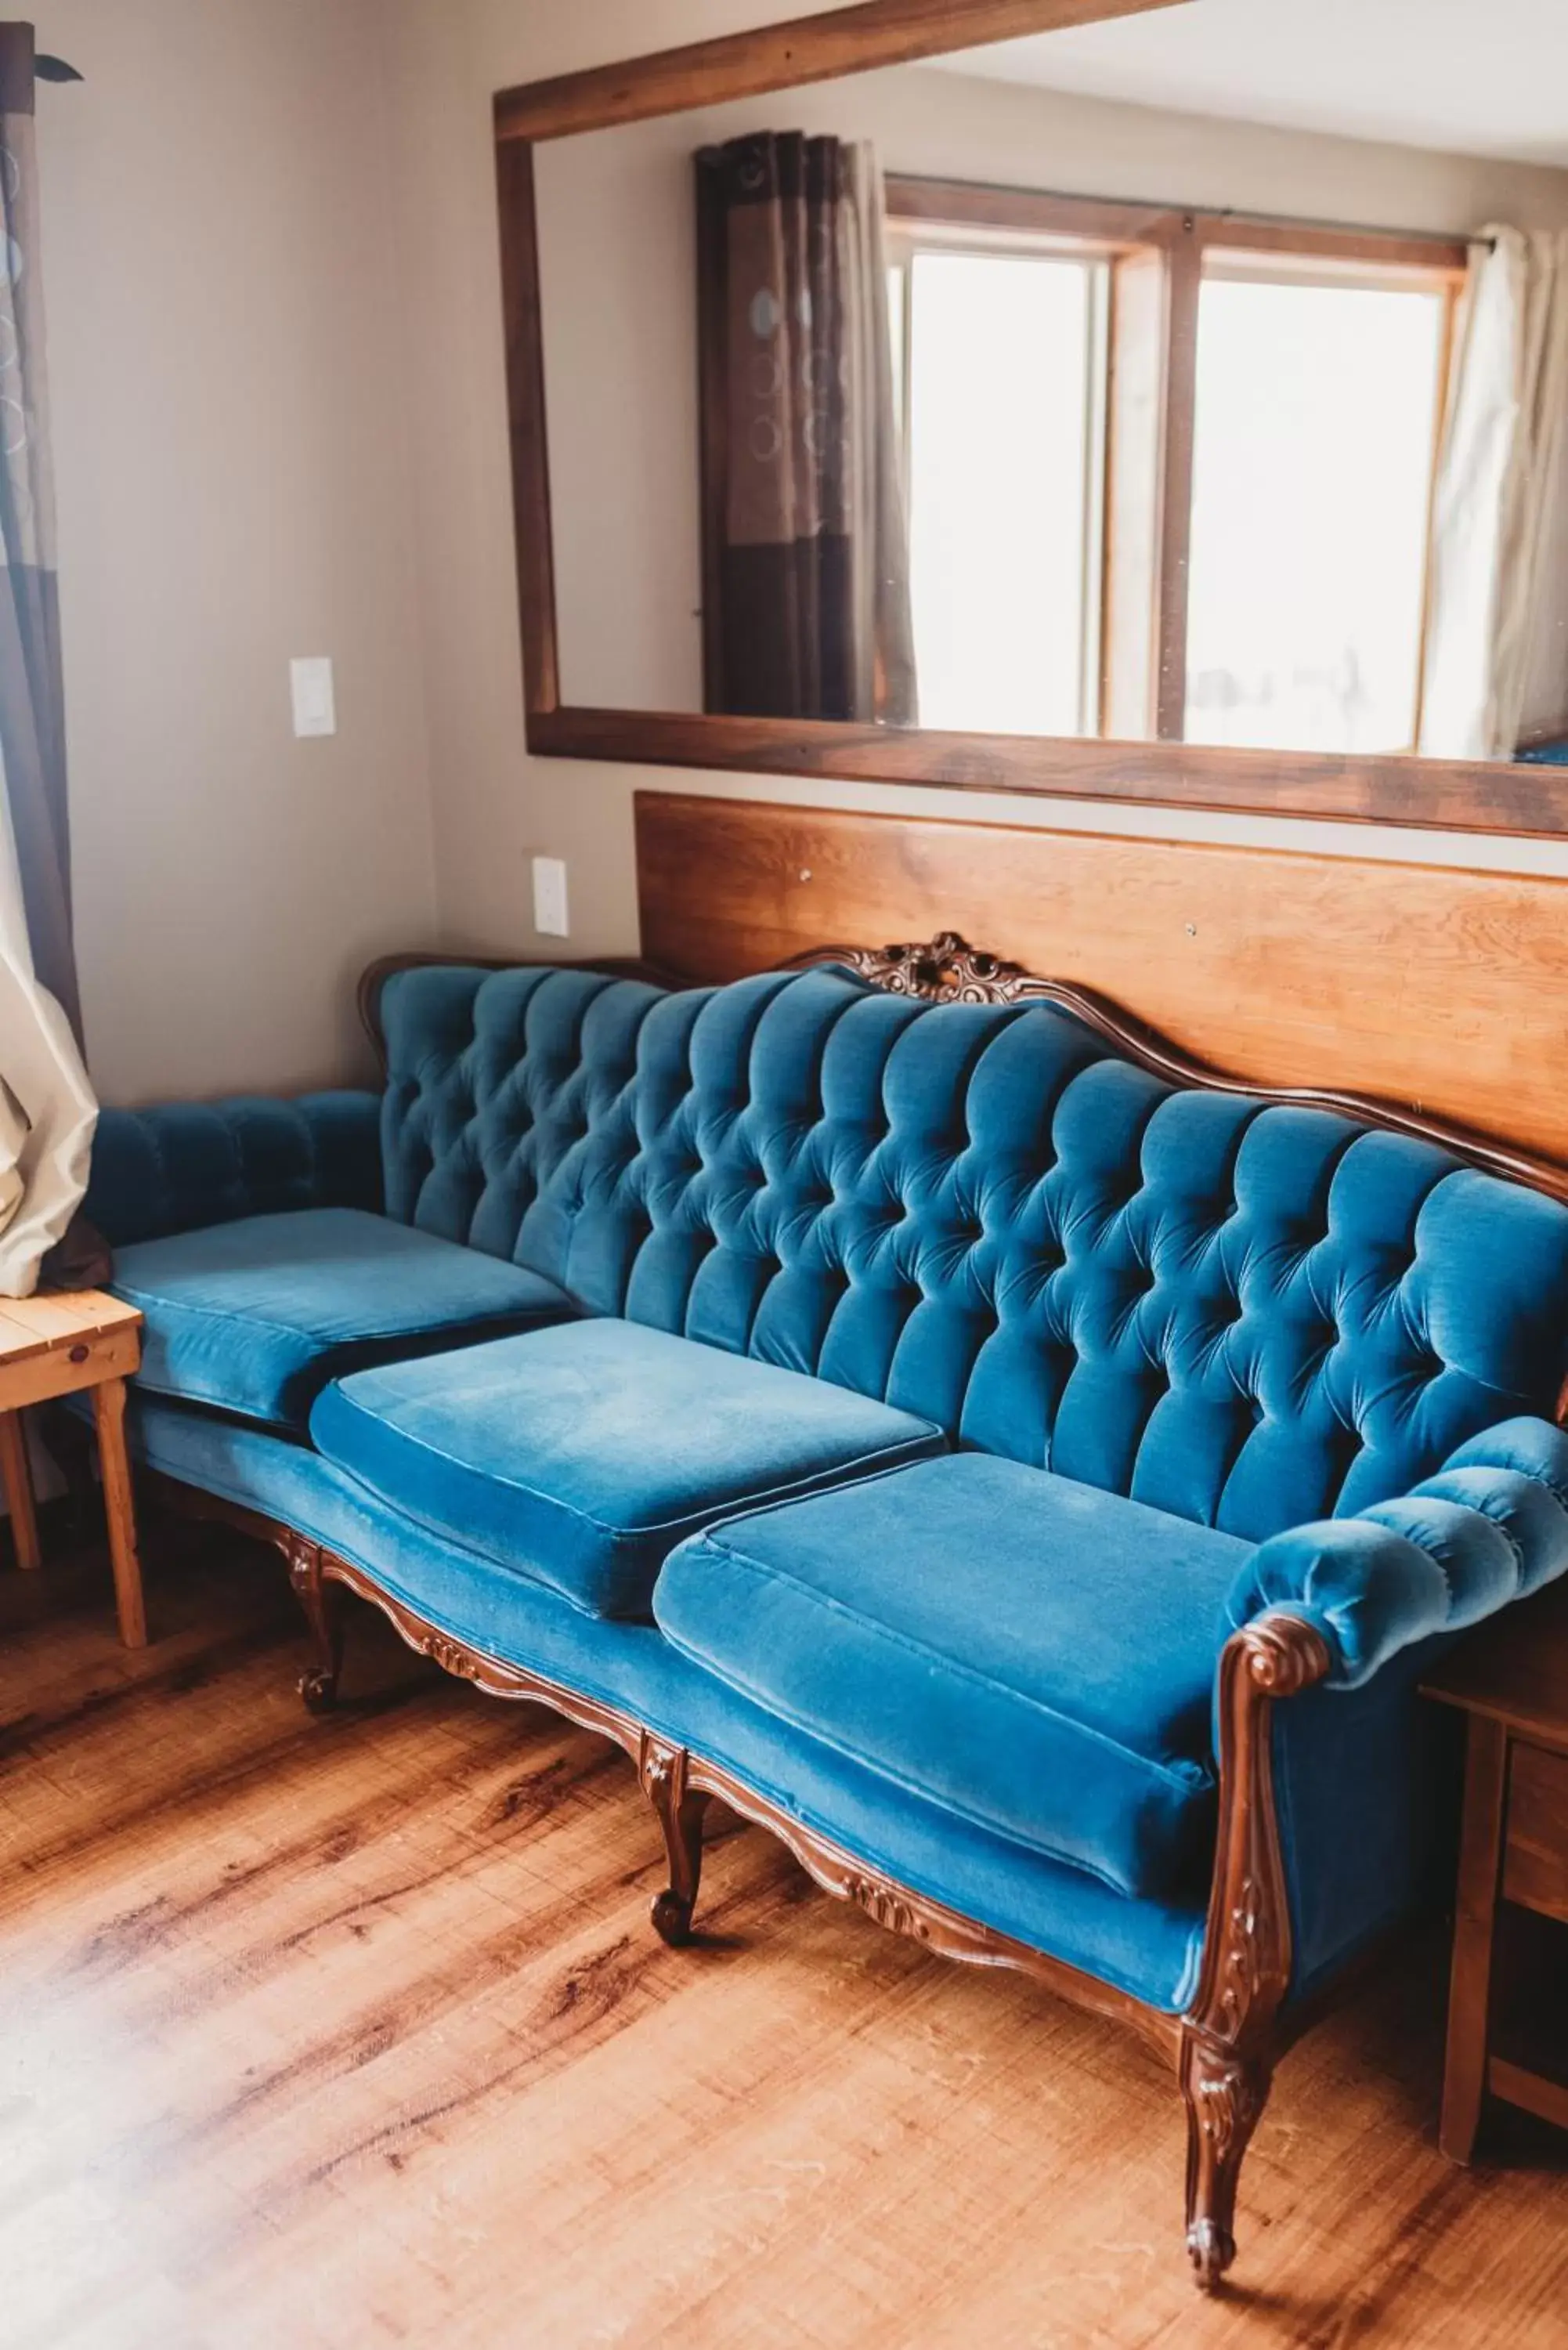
[533,855,570,938]
[290,656,337,738]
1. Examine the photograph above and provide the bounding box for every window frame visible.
[883,175,1468,750]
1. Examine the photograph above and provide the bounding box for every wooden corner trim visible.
[1190,1611,1334,2058]
[1178,1610,1332,2284]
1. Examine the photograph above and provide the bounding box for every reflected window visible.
[892,246,1108,738]
[676,168,1468,748]
[1186,268,1451,754]
[883,204,1458,754]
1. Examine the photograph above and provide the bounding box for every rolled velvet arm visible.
[1225,1415,1568,1689]
[85,1091,385,1248]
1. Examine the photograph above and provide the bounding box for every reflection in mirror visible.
[894,229,1105,738]
[533,3,1568,767]
[694,134,916,728]
[1184,269,1448,753]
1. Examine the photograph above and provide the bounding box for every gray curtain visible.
[696,132,916,725]
[0,20,79,1043]
[0,23,103,1293]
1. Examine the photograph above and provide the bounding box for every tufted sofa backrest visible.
[378,961,1568,1543]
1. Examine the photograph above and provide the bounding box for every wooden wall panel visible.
[635,790,1568,1175]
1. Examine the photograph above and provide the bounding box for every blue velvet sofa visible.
[81,942,1568,2288]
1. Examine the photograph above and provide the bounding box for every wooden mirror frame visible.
[494,0,1568,841]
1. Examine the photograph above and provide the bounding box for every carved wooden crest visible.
[799,931,1054,1006]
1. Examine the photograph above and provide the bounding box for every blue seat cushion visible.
[655,1452,1254,1900]
[309,1318,947,1623]
[113,1207,578,1431]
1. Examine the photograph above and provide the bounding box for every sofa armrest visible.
[85,1091,385,1248]
[1191,1419,1568,2083]
[1224,1415,1568,1690]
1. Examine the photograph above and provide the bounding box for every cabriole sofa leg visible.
[640,1735,711,1947]
[287,1536,345,1714]
[1180,2025,1272,2291]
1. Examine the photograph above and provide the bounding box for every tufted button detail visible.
[369,964,1557,1546]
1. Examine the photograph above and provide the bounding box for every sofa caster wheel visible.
[651,1890,695,1947]
[299,1666,340,1716]
[1187,2221,1235,2293]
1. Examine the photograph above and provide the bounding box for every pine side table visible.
[1424,1584,1568,2163]
[0,1289,147,1648]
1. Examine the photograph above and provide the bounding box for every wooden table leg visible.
[92,1376,147,1650]
[0,1407,42,1572]
[1440,1714,1508,2164]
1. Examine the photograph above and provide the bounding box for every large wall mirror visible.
[496,0,1568,835]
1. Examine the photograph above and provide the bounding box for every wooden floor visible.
[3,1531,1566,2350]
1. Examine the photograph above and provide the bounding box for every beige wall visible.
[31,0,1568,1115]
[382,0,1568,994]
[33,0,437,1106]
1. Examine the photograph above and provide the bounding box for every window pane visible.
[1185,275,1447,753]
[907,251,1097,736]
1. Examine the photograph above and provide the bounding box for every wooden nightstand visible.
[0,1289,147,1647]
[1424,1585,1568,2162]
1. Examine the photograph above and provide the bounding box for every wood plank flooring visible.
[2,1530,1566,2349]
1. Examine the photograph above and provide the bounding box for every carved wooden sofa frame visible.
[145,935,1568,2291]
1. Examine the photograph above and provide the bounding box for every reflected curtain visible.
[1418,226,1568,761]
[696,132,916,724]
[0,23,96,1297]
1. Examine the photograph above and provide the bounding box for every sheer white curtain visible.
[0,743,95,1296]
[844,143,917,729]
[1418,226,1568,761]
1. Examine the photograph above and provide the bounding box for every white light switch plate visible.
[291,656,337,738]
[533,855,570,938]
